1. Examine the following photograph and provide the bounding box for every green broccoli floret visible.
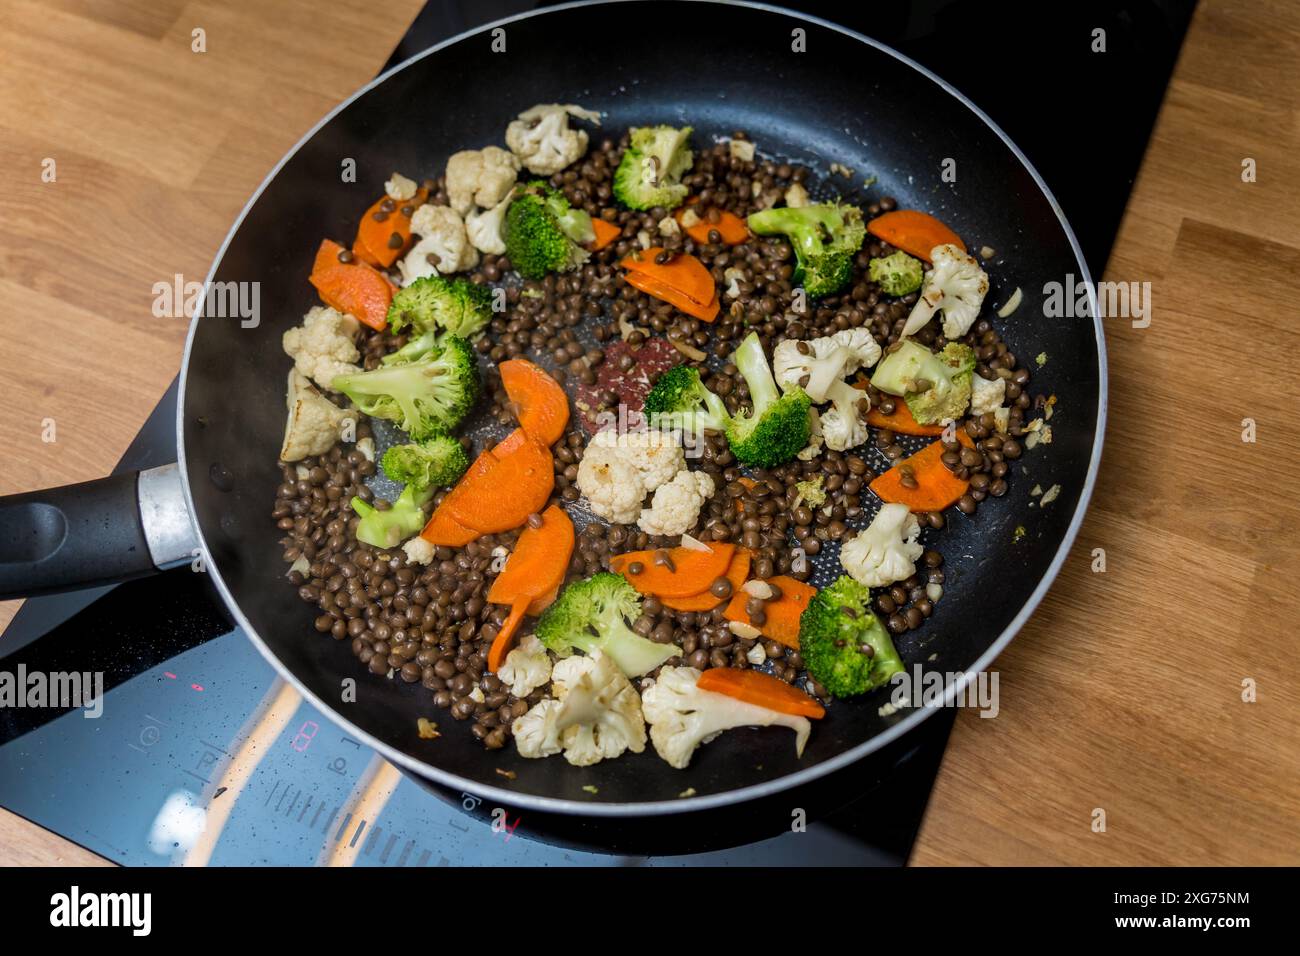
[725,332,811,468]
[868,250,924,296]
[746,202,866,297]
[386,275,494,340]
[333,334,480,439]
[799,575,904,697]
[642,364,731,441]
[795,474,827,507]
[381,433,469,490]
[612,125,694,211]
[503,182,593,279]
[871,339,975,425]
[534,572,678,678]
[350,485,433,549]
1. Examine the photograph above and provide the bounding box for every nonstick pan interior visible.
[180,1,1102,813]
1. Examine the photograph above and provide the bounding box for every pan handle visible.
[0,463,196,599]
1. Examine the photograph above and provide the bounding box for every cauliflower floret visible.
[444,146,520,216]
[279,370,354,461]
[401,536,435,566]
[901,243,989,339]
[970,372,1007,417]
[784,181,811,208]
[505,103,600,175]
[497,634,552,698]
[590,428,684,493]
[638,469,715,538]
[511,652,646,766]
[465,194,511,255]
[640,666,811,769]
[399,204,479,283]
[576,444,646,524]
[819,379,869,452]
[384,172,418,201]
[839,502,924,589]
[282,305,361,390]
[773,328,881,402]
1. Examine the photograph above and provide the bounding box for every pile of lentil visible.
[273,129,1043,752]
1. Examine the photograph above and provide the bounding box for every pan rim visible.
[177,0,1107,817]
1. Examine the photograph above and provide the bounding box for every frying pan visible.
[0,0,1105,816]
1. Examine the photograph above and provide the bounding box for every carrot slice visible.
[420,508,478,547]
[674,206,750,245]
[660,548,751,612]
[309,239,395,330]
[487,505,574,671]
[589,217,622,252]
[723,575,816,650]
[352,187,428,268]
[621,249,717,305]
[866,210,964,263]
[697,668,826,719]
[446,433,553,534]
[623,269,720,322]
[869,431,974,513]
[611,542,736,598]
[499,359,570,446]
[855,378,947,437]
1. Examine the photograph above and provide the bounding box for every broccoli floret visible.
[799,575,904,697]
[503,182,593,279]
[386,275,494,340]
[746,202,866,297]
[534,572,678,677]
[381,433,469,490]
[350,485,433,549]
[642,364,731,441]
[612,125,694,211]
[795,474,827,507]
[334,334,480,439]
[872,339,975,425]
[868,250,924,296]
[725,332,811,468]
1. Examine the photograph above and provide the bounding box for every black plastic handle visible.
[0,472,158,599]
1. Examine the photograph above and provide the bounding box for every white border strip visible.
[178,0,1107,817]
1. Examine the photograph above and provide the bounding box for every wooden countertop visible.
[1,0,1296,866]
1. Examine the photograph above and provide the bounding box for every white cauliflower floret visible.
[505,103,600,175]
[640,666,811,770]
[901,243,989,339]
[401,536,435,566]
[465,194,511,255]
[511,653,646,766]
[839,502,924,589]
[970,373,1007,417]
[819,379,869,452]
[444,146,520,216]
[590,428,684,493]
[576,444,646,524]
[497,634,552,698]
[773,328,881,402]
[282,305,361,390]
[384,172,418,201]
[784,182,811,208]
[399,204,479,283]
[638,470,714,538]
[279,370,354,462]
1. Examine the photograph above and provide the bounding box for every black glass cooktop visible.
[0,0,1193,865]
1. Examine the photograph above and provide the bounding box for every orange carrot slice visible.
[660,548,751,612]
[723,575,816,650]
[674,206,750,245]
[589,217,622,252]
[620,249,716,305]
[352,187,428,268]
[487,505,574,671]
[499,359,570,446]
[697,668,825,719]
[420,508,478,547]
[446,433,553,534]
[869,431,974,513]
[855,378,947,437]
[866,210,964,263]
[611,542,736,598]
[309,239,395,330]
[623,270,720,322]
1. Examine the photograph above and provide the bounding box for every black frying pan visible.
[0,0,1105,815]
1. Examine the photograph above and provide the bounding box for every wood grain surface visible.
[1,0,1296,866]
